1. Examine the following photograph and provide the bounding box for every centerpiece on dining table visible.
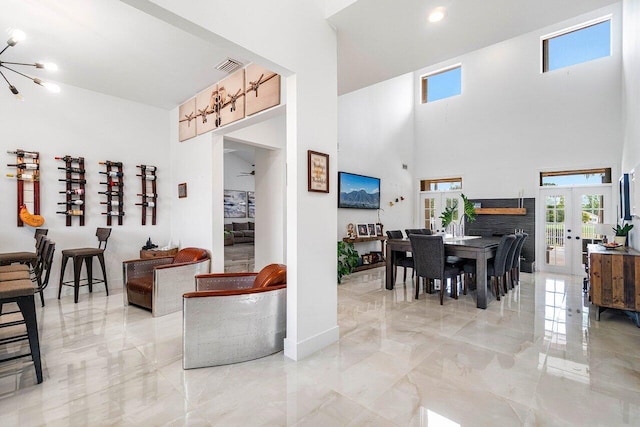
[439,194,476,237]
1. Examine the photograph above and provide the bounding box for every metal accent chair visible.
[409,235,460,304]
[58,228,111,303]
[386,230,414,283]
[123,247,210,317]
[182,263,286,369]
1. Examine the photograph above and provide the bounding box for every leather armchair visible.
[182,263,286,369]
[123,247,210,317]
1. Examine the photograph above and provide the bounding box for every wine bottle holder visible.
[7,149,41,227]
[56,155,85,226]
[99,161,124,225]
[137,164,157,225]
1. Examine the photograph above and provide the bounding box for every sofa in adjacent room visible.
[224,222,255,245]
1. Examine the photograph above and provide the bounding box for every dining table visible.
[385,236,501,309]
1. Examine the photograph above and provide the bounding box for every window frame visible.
[420,64,462,104]
[539,168,612,187]
[420,177,463,192]
[541,16,612,73]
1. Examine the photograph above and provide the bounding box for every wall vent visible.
[215,58,243,73]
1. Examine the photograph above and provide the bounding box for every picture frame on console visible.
[367,223,376,236]
[356,223,369,237]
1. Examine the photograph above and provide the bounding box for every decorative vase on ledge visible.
[614,236,627,246]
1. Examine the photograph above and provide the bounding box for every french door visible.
[538,186,612,275]
[419,191,461,233]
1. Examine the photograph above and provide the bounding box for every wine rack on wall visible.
[136,164,157,225]
[6,149,41,227]
[99,160,124,225]
[56,155,86,226]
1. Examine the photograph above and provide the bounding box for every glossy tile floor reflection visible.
[2,268,640,425]
[224,243,255,273]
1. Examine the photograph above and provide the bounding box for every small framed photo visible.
[376,223,383,236]
[178,183,188,198]
[367,223,376,237]
[362,254,371,265]
[308,150,329,193]
[356,223,369,237]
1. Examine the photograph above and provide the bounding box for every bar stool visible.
[0,228,48,268]
[58,228,111,303]
[0,279,43,383]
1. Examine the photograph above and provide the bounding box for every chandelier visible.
[0,29,60,98]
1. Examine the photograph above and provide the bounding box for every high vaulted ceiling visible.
[0,0,619,108]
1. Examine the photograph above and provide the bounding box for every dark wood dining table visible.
[385,236,501,309]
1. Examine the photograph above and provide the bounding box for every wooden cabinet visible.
[588,244,640,320]
[139,248,179,259]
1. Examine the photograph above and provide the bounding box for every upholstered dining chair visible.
[463,234,516,301]
[405,228,432,237]
[123,247,210,317]
[182,263,286,369]
[386,230,414,284]
[509,233,528,288]
[0,228,48,268]
[504,234,524,291]
[409,234,460,304]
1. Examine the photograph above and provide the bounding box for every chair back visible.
[37,241,56,293]
[405,228,432,237]
[493,235,517,276]
[505,234,523,273]
[253,264,287,288]
[511,233,528,269]
[386,230,404,239]
[172,247,210,264]
[96,228,112,250]
[409,234,445,280]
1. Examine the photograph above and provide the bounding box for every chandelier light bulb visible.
[8,28,26,46]
[428,7,446,23]
[36,62,58,71]
[42,81,60,93]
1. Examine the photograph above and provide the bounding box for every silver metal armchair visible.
[182,264,286,369]
[123,247,210,317]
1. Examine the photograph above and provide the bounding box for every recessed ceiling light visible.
[428,7,446,23]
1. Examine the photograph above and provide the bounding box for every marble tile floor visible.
[1,268,640,425]
[224,243,255,273]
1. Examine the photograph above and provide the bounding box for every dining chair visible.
[409,234,460,304]
[386,230,414,283]
[503,234,523,292]
[463,234,516,301]
[405,228,432,237]
[509,233,528,288]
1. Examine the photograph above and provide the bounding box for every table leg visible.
[385,242,393,290]
[476,253,488,309]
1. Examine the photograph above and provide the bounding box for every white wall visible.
[146,0,339,360]
[413,4,622,202]
[0,82,170,296]
[337,73,415,250]
[621,0,640,249]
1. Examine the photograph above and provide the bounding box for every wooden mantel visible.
[474,207,527,215]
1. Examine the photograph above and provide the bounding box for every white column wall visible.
[413,4,623,201]
[148,0,339,360]
[337,73,415,246]
[622,0,640,249]
[0,82,170,294]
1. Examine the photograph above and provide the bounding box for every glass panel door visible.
[420,191,461,234]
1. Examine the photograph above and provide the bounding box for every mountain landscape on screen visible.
[340,189,379,209]
[338,172,380,209]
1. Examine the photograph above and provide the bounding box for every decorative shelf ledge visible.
[343,236,387,243]
[475,208,527,215]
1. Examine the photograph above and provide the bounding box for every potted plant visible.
[439,201,458,231]
[459,193,476,229]
[338,241,359,284]
[613,223,634,246]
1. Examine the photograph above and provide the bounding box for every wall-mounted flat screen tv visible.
[338,172,380,209]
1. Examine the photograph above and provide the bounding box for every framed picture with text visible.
[308,150,329,193]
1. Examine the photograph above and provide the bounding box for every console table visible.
[140,247,179,259]
[342,236,386,272]
[588,244,640,320]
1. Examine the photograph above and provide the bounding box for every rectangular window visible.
[543,19,611,72]
[540,168,611,186]
[421,66,461,103]
[420,177,462,191]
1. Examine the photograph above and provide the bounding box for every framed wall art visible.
[247,191,255,218]
[195,84,218,135]
[245,63,281,116]
[308,150,329,193]
[219,69,245,127]
[178,183,188,198]
[178,97,197,142]
[224,190,247,218]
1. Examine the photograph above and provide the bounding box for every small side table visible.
[139,248,179,259]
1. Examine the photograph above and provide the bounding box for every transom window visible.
[540,168,612,186]
[542,18,611,72]
[420,177,462,191]
[420,66,461,103]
